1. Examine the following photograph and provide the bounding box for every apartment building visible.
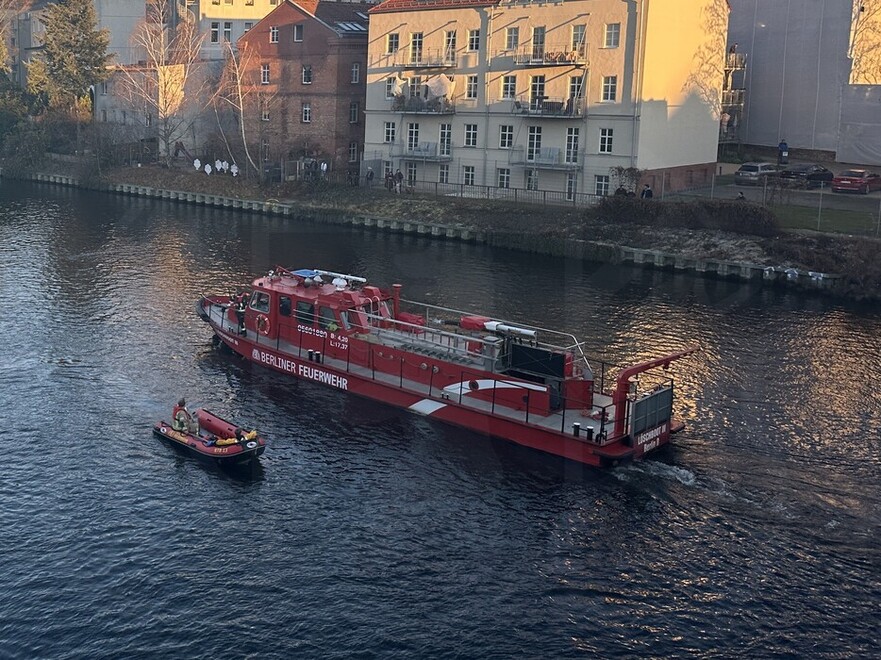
[236,0,368,170]
[364,0,727,198]
[728,0,881,165]
[8,0,147,87]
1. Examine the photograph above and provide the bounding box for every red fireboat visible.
[197,267,697,467]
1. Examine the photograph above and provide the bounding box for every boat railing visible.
[399,298,592,371]
[362,311,487,362]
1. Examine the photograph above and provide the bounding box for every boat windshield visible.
[250,292,270,312]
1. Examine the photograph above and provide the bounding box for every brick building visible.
[237,0,368,172]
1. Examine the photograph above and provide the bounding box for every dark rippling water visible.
[1,182,878,658]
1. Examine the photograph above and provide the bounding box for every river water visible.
[1,182,878,658]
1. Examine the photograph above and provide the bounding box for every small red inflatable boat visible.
[153,408,266,466]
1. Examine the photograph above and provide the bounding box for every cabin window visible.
[339,310,351,330]
[296,301,315,325]
[250,292,270,312]
[318,306,338,331]
[279,296,291,316]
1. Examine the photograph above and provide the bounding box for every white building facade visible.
[364,0,728,199]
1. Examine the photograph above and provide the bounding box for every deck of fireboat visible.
[206,301,622,450]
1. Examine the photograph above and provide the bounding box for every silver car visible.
[734,162,779,186]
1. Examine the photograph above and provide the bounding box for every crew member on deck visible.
[235,292,247,335]
[172,398,197,433]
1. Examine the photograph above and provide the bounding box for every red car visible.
[831,169,881,194]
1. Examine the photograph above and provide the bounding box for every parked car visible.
[778,163,834,188]
[734,162,779,186]
[831,169,881,194]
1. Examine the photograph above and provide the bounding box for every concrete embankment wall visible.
[13,172,841,293]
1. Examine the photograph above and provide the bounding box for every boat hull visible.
[153,408,266,466]
[210,325,664,467]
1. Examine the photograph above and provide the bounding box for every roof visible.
[370,0,499,14]
[315,2,369,33]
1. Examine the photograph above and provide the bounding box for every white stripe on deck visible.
[409,399,448,416]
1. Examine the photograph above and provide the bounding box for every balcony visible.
[391,94,456,115]
[722,89,745,107]
[509,147,583,170]
[393,142,453,162]
[511,96,584,118]
[503,43,588,67]
[396,49,457,69]
[725,52,747,70]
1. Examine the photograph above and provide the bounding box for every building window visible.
[526,169,538,190]
[294,24,303,42]
[498,168,510,189]
[602,75,617,102]
[302,102,311,123]
[444,30,456,60]
[531,26,545,60]
[464,123,477,147]
[463,165,475,186]
[386,77,396,98]
[499,125,513,149]
[407,122,419,151]
[439,123,451,156]
[572,24,587,55]
[604,23,620,48]
[438,164,450,184]
[595,175,610,196]
[145,113,153,127]
[210,22,219,43]
[501,75,516,99]
[302,65,313,84]
[387,33,399,53]
[529,75,545,108]
[349,142,358,162]
[527,126,541,161]
[410,32,423,64]
[261,64,270,84]
[409,75,422,98]
[566,127,580,163]
[466,75,478,99]
[384,121,396,143]
[270,26,278,43]
[100,81,108,95]
[246,0,254,5]
[349,102,359,123]
[506,27,519,50]
[223,22,232,42]
[351,63,360,84]
[262,108,270,122]
[244,22,253,32]
[403,163,415,185]
[599,128,613,153]
[101,109,106,122]
[569,76,584,100]
[566,173,577,201]
[468,29,480,51]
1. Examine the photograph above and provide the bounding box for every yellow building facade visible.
[365,0,727,198]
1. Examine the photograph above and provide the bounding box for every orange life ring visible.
[256,314,271,336]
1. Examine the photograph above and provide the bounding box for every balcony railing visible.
[725,52,747,69]
[396,49,458,69]
[722,89,745,107]
[393,142,453,161]
[511,96,584,118]
[509,146,583,170]
[502,43,588,66]
[391,94,456,114]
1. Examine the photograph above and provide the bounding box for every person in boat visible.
[172,398,198,433]
[234,292,247,335]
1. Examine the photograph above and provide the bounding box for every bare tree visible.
[850,0,881,84]
[115,3,208,167]
[213,41,279,179]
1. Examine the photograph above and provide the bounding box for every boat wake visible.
[614,461,697,486]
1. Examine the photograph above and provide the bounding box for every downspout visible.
[483,5,495,187]
[630,0,649,169]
